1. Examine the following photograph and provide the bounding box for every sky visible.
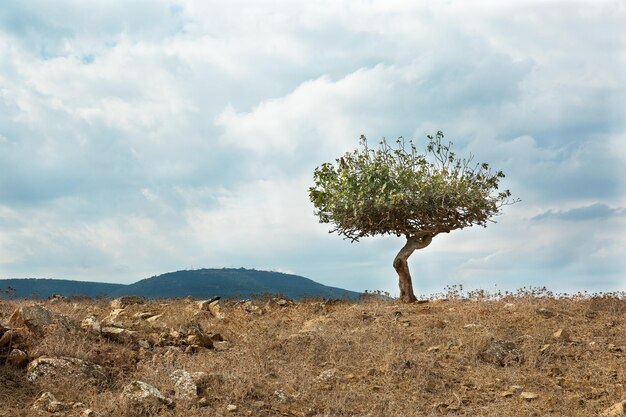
[1,0,625,296]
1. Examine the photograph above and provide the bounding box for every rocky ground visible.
[1,290,625,416]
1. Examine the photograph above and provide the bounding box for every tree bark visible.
[393,234,433,303]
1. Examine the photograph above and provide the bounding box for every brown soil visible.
[1,290,625,416]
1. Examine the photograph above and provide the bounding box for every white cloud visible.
[0,0,624,296]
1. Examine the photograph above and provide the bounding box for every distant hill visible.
[0,268,361,300]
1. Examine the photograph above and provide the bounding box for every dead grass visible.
[1,290,625,416]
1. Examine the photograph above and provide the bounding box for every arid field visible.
[1,290,625,417]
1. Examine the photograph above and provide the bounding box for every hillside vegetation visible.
[1,290,625,416]
[0,268,361,300]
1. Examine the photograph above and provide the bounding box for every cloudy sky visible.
[1,1,625,296]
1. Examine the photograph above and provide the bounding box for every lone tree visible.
[309,131,516,303]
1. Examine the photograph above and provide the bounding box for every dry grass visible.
[1,289,625,416]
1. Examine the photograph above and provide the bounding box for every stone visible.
[48,294,68,303]
[103,308,126,325]
[274,298,290,307]
[477,339,523,367]
[170,370,198,400]
[134,312,158,320]
[0,329,19,348]
[536,307,556,318]
[32,392,56,411]
[227,404,238,412]
[500,385,523,397]
[600,401,626,417]
[184,322,215,349]
[146,314,163,323]
[208,300,224,319]
[27,356,106,385]
[30,391,68,413]
[110,296,145,309]
[9,304,73,334]
[81,316,101,333]
[198,397,210,407]
[503,303,517,311]
[82,410,99,417]
[7,348,28,367]
[138,339,151,349]
[48,400,67,413]
[520,392,538,400]
[197,296,220,310]
[197,298,224,319]
[316,369,338,382]
[241,300,259,312]
[274,390,287,403]
[121,380,173,407]
[553,328,570,342]
[101,326,137,344]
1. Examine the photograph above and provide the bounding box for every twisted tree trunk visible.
[393,234,433,303]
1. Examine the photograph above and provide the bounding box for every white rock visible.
[170,370,198,400]
[81,316,101,333]
[27,356,106,384]
[121,380,172,406]
[110,296,145,309]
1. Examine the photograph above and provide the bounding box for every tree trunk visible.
[393,234,433,303]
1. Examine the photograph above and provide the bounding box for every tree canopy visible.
[309,131,514,241]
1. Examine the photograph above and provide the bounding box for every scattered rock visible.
[9,305,55,334]
[138,339,151,349]
[0,328,19,348]
[520,391,538,400]
[198,397,210,407]
[31,391,69,412]
[316,369,338,382]
[477,339,523,367]
[170,370,198,400]
[499,385,523,397]
[101,326,137,344]
[241,300,259,313]
[121,380,173,407]
[32,392,57,411]
[600,400,626,416]
[27,356,106,385]
[273,298,291,307]
[81,316,101,333]
[7,348,28,367]
[48,400,68,413]
[274,390,287,403]
[197,296,220,311]
[110,296,145,309]
[503,303,517,311]
[183,321,217,349]
[553,328,570,342]
[103,308,126,326]
[252,400,266,409]
[146,314,163,323]
[134,312,158,320]
[48,294,68,303]
[227,404,238,412]
[536,307,556,318]
[82,409,100,417]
